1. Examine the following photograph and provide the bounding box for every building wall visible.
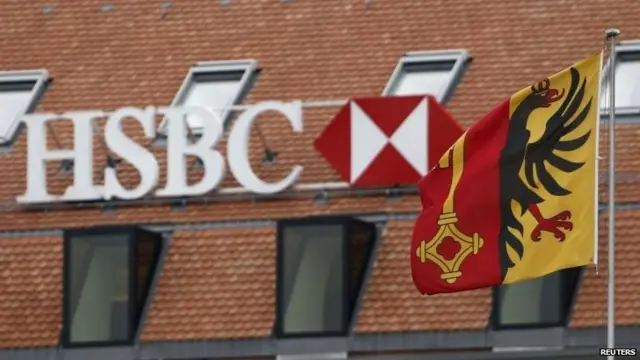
[1,0,640,358]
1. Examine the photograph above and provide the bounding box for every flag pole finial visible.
[606,28,621,38]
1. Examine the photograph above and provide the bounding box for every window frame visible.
[490,266,583,331]
[0,69,49,145]
[383,49,471,103]
[158,59,259,134]
[275,216,377,339]
[62,225,162,348]
[600,41,640,117]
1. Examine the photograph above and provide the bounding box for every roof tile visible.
[2,211,640,347]
[0,236,61,348]
[141,227,276,341]
[570,210,640,327]
[0,0,639,220]
[597,125,640,203]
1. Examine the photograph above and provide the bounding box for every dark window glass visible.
[191,70,245,83]
[402,60,455,73]
[494,267,581,329]
[347,221,375,309]
[63,227,163,347]
[110,300,129,340]
[135,231,161,318]
[281,224,344,334]
[276,217,377,338]
[67,234,130,343]
[0,80,36,92]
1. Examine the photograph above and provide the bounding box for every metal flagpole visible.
[606,27,620,360]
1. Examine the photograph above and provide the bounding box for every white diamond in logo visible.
[350,102,388,183]
[390,99,428,175]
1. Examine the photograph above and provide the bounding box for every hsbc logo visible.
[314,95,464,187]
[13,95,463,204]
[351,98,427,181]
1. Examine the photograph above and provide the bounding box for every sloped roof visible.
[1,0,640,351]
[142,227,276,342]
[0,236,60,348]
[570,211,640,327]
[3,213,640,347]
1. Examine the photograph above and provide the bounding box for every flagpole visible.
[605,27,620,360]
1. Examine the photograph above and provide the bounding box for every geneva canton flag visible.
[411,52,602,295]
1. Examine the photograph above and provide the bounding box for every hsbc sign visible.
[314,96,464,186]
[17,101,303,204]
[15,95,463,205]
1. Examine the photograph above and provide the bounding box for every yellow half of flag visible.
[503,52,601,284]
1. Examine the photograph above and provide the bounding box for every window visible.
[383,50,471,103]
[0,70,49,145]
[275,216,377,338]
[492,267,582,330]
[159,59,259,133]
[62,226,163,347]
[601,42,640,111]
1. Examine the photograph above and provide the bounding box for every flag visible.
[411,52,602,295]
